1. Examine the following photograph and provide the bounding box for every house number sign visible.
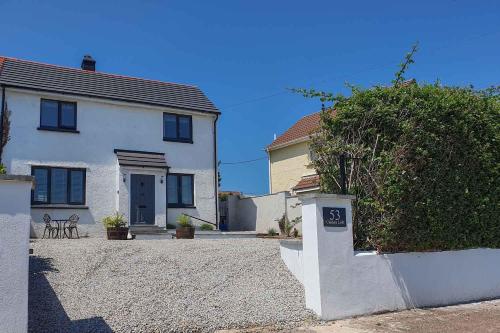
[322,207,347,227]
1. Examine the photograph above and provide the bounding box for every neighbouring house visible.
[220,112,324,234]
[0,55,220,237]
[266,112,321,195]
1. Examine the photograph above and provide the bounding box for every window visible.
[163,113,192,143]
[31,166,86,205]
[167,174,194,207]
[40,99,77,131]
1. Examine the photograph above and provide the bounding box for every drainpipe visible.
[0,85,5,165]
[213,114,219,229]
[165,166,170,227]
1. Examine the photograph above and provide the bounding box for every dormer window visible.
[39,99,78,132]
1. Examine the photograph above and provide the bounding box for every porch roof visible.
[114,149,168,170]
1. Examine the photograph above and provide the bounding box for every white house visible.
[0,55,220,237]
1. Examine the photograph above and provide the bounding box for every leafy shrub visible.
[200,223,214,231]
[219,193,229,201]
[296,46,500,252]
[176,214,192,228]
[288,217,302,237]
[103,212,127,228]
[275,214,287,235]
[166,223,176,229]
[267,227,278,236]
[304,82,500,252]
[0,164,6,175]
[275,214,301,237]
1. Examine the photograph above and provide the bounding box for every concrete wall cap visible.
[297,192,356,201]
[280,239,303,245]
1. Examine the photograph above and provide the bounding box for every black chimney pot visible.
[81,55,96,71]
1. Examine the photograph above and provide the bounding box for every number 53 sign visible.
[322,207,347,227]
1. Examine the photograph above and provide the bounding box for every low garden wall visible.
[0,175,33,333]
[280,239,304,284]
[280,193,500,320]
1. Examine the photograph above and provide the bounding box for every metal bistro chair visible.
[42,214,59,239]
[63,214,80,239]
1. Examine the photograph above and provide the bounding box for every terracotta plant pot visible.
[106,227,129,240]
[176,226,195,239]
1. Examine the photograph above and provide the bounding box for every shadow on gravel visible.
[29,256,112,333]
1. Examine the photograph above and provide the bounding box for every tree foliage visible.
[298,50,500,252]
[0,101,11,169]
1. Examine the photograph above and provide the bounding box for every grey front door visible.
[130,174,155,225]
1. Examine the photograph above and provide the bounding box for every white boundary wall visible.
[281,193,500,320]
[0,175,33,333]
[280,240,304,284]
[225,192,302,233]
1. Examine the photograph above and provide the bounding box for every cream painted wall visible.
[269,141,314,193]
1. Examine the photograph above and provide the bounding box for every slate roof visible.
[114,149,168,169]
[267,112,322,150]
[0,56,219,114]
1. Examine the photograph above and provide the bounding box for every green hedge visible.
[309,83,500,252]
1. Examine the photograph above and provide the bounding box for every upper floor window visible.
[31,166,86,205]
[163,113,192,143]
[40,99,77,131]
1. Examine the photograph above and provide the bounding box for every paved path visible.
[219,299,500,333]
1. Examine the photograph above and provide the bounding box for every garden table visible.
[51,219,68,239]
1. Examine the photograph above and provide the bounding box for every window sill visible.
[163,138,193,144]
[31,204,88,209]
[37,127,80,134]
[168,205,196,209]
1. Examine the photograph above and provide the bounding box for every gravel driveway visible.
[29,238,315,333]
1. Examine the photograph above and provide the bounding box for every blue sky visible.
[1,0,499,194]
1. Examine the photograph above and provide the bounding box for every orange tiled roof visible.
[293,174,320,191]
[267,112,322,150]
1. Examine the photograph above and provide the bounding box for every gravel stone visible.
[29,238,317,332]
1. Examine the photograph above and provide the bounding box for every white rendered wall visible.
[279,239,304,284]
[234,192,286,232]
[0,176,33,333]
[228,192,302,232]
[283,193,500,320]
[2,89,217,235]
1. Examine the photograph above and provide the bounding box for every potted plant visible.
[103,212,128,240]
[176,214,195,239]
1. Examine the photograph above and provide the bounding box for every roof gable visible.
[267,112,322,150]
[0,57,219,114]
